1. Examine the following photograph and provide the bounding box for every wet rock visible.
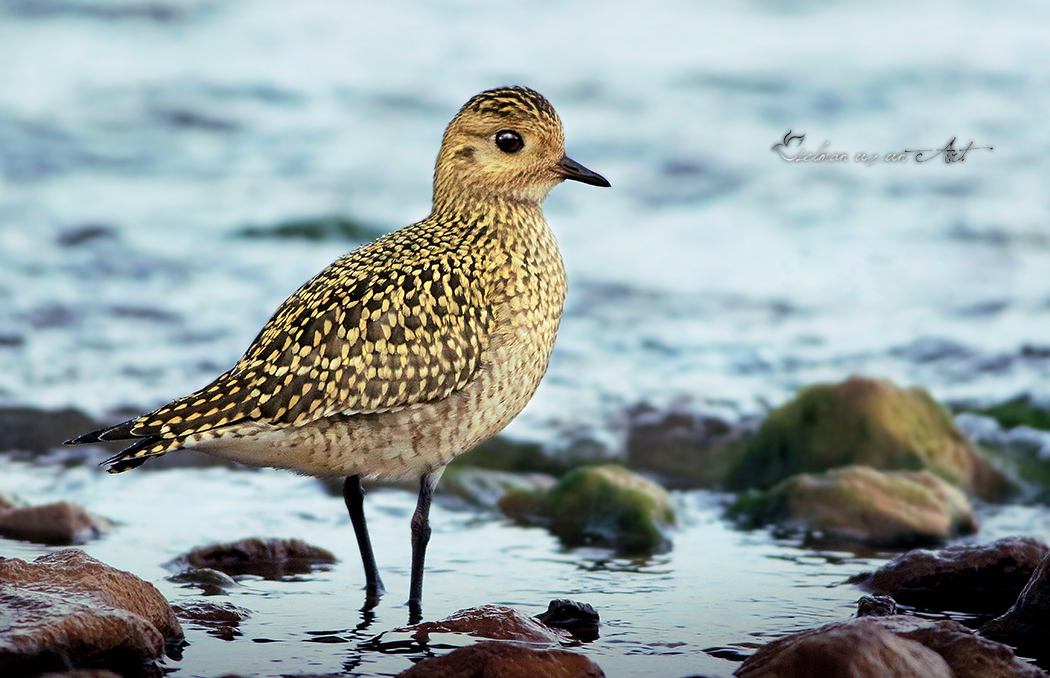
[499,465,675,553]
[0,499,112,545]
[39,671,121,678]
[536,599,601,642]
[728,376,1010,501]
[0,406,101,454]
[438,468,557,509]
[172,601,251,641]
[397,640,604,677]
[736,615,1045,678]
[728,466,977,547]
[176,538,336,579]
[892,617,1047,678]
[736,617,952,678]
[398,605,575,644]
[167,567,239,594]
[849,536,1048,613]
[0,549,182,673]
[982,551,1050,654]
[857,594,898,617]
[625,404,753,488]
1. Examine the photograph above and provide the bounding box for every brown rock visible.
[730,466,977,547]
[0,407,100,454]
[0,550,182,672]
[399,605,573,644]
[856,594,898,617]
[177,537,336,579]
[172,600,251,624]
[0,501,111,545]
[736,618,952,678]
[172,600,251,642]
[883,616,1046,678]
[536,599,600,641]
[626,404,751,488]
[736,615,1045,678]
[850,536,1049,613]
[396,640,604,677]
[982,551,1050,653]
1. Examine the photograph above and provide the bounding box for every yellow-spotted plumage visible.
[68,86,609,615]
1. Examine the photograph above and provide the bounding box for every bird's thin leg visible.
[408,472,439,623]
[343,475,385,607]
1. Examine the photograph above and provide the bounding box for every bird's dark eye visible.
[495,130,524,153]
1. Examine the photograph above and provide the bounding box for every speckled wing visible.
[78,249,492,468]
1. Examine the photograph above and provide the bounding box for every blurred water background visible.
[1,1,1049,676]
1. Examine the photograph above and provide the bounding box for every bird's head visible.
[434,86,609,208]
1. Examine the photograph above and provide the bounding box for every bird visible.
[66,86,609,620]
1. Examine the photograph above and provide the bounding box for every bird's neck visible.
[430,190,546,230]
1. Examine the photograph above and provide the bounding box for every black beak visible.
[555,156,610,188]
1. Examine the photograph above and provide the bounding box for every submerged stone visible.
[172,601,251,642]
[499,465,675,553]
[728,466,977,547]
[167,567,239,594]
[728,376,1009,501]
[175,538,336,579]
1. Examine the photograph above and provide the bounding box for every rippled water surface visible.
[0,462,894,676]
[2,0,1050,676]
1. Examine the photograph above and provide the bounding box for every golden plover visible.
[68,86,609,619]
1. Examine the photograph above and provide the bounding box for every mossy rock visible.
[959,395,1050,432]
[727,466,977,547]
[236,215,384,242]
[499,465,675,553]
[728,376,1009,501]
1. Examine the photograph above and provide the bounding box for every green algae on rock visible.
[960,395,1050,433]
[499,465,675,553]
[728,376,1009,501]
[727,466,977,547]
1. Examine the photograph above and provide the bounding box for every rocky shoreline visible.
[3,376,1050,676]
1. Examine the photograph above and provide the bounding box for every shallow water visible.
[2,0,1050,676]
[5,459,1050,676]
[0,461,906,676]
